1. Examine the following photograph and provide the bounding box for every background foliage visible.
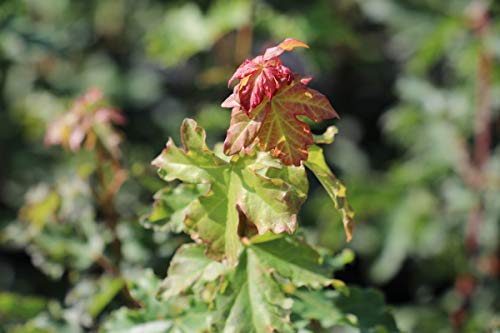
[0,0,499,332]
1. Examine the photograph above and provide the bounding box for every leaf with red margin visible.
[223,102,266,156]
[258,81,338,166]
[224,79,338,166]
[152,119,308,263]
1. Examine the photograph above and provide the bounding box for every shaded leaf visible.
[103,270,211,333]
[0,292,47,322]
[45,88,125,158]
[293,287,401,333]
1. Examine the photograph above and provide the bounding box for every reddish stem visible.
[466,3,492,255]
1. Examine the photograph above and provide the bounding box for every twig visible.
[452,2,493,328]
[94,254,143,309]
[94,142,124,262]
[466,1,492,255]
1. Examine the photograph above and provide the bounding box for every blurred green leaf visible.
[0,292,47,322]
[293,287,401,332]
[146,0,251,67]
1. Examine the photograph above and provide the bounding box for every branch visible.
[94,254,143,309]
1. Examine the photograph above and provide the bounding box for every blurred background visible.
[0,0,499,332]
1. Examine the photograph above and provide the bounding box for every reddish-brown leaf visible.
[226,38,308,115]
[263,38,309,60]
[223,79,338,166]
[257,80,338,166]
[223,102,266,155]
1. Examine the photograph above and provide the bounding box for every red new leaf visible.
[227,38,308,115]
[223,103,266,155]
[263,38,309,60]
[223,79,338,166]
[223,38,338,165]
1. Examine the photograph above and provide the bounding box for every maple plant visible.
[3,35,400,332]
[104,39,399,332]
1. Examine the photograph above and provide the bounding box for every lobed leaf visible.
[292,287,401,332]
[141,184,209,232]
[158,244,227,299]
[257,80,338,165]
[216,250,294,333]
[223,38,338,166]
[152,119,308,263]
[227,38,308,114]
[103,270,212,333]
[223,103,266,156]
[214,237,332,332]
[224,79,338,166]
[250,237,332,288]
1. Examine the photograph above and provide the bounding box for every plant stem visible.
[466,1,492,254]
[91,135,141,309]
[95,143,125,262]
[94,254,142,309]
[452,2,493,328]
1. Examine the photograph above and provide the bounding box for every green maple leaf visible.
[224,79,338,166]
[152,119,307,263]
[141,184,208,232]
[250,237,333,288]
[304,144,355,241]
[103,270,212,333]
[217,249,294,333]
[293,288,401,333]
[215,237,332,333]
[158,244,228,300]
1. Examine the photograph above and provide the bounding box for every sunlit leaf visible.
[141,184,209,233]
[227,38,308,114]
[158,244,227,299]
[224,79,338,166]
[313,125,338,144]
[211,237,332,332]
[152,119,307,263]
[256,80,338,165]
[215,250,294,333]
[304,145,355,241]
[263,38,309,60]
[250,237,332,288]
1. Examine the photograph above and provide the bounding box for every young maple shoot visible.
[152,39,354,262]
[137,39,391,333]
[222,38,338,166]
